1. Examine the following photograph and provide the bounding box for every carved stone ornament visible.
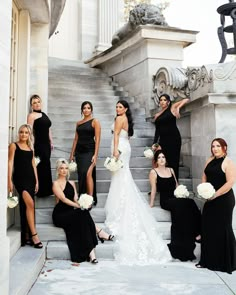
[152,66,213,105]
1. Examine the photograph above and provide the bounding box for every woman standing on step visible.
[8,124,43,248]
[149,150,201,261]
[70,101,101,206]
[152,94,189,180]
[105,100,171,265]
[196,138,236,273]
[52,158,112,263]
[27,94,53,198]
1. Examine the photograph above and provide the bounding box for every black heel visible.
[108,235,114,241]
[31,233,43,249]
[91,258,98,264]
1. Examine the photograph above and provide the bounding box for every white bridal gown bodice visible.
[105,126,171,265]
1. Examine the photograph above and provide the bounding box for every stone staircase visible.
[8,57,195,294]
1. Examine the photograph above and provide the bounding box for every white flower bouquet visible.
[197,182,215,200]
[104,157,123,172]
[69,161,77,172]
[78,193,93,210]
[7,192,19,209]
[174,184,190,198]
[34,156,40,167]
[144,147,154,159]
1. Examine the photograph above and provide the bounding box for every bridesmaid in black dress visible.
[70,101,101,206]
[27,94,53,197]
[196,138,236,273]
[149,150,201,261]
[152,94,189,180]
[8,124,43,248]
[52,158,98,263]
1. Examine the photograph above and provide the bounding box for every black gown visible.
[75,119,97,205]
[33,112,53,197]
[52,181,98,263]
[13,143,36,246]
[199,157,236,273]
[155,169,201,261]
[154,108,181,179]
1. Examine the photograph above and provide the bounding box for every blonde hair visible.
[56,158,70,179]
[18,124,34,150]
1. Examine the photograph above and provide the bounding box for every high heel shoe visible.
[31,233,43,249]
[97,229,114,243]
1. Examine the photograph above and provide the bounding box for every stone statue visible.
[112,4,168,45]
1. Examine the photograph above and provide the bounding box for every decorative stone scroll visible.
[152,65,213,104]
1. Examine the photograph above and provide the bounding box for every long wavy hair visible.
[116,100,134,137]
[18,124,34,150]
[56,158,70,180]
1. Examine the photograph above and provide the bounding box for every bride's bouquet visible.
[34,156,40,167]
[69,161,77,172]
[174,184,189,198]
[78,194,93,210]
[197,182,215,200]
[7,192,19,209]
[104,156,123,172]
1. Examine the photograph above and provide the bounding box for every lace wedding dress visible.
[105,127,171,265]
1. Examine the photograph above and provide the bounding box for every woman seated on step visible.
[149,150,201,261]
[52,158,113,264]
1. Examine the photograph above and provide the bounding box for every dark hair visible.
[159,94,171,108]
[153,150,167,166]
[211,138,227,156]
[81,101,93,114]
[30,94,41,105]
[116,100,134,137]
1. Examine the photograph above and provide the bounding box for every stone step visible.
[48,94,135,103]
[7,227,21,259]
[49,74,112,83]
[36,221,171,242]
[49,82,114,90]
[49,87,128,97]
[9,243,45,295]
[35,206,172,224]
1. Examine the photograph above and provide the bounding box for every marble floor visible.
[28,259,236,295]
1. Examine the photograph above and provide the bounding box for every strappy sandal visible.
[31,233,43,249]
[195,263,204,268]
[91,258,98,264]
[97,229,114,243]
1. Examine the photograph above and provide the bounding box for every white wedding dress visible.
[105,127,171,265]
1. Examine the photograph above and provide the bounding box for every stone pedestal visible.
[86,25,197,115]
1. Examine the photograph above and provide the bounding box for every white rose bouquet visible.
[7,192,19,209]
[34,156,40,167]
[144,147,154,159]
[197,182,215,200]
[69,161,77,172]
[78,194,93,210]
[104,157,123,172]
[174,184,190,198]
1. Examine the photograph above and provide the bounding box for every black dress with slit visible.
[75,119,97,205]
[33,112,53,197]
[153,108,181,179]
[13,143,36,245]
[52,181,98,263]
[155,169,201,261]
[199,157,236,273]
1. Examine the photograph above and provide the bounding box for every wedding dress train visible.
[105,128,171,265]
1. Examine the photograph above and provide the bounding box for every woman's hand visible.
[113,150,120,159]
[91,155,97,165]
[152,144,161,151]
[35,182,39,193]
[69,155,74,162]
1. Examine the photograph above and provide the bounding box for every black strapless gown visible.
[153,108,181,179]
[156,170,201,261]
[33,112,52,197]
[199,157,236,273]
[75,119,97,205]
[13,143,36,245]
[52,181,98,263]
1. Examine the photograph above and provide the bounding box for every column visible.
[0,0,12,294]
[94,0,124,54]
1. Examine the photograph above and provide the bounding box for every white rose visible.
[144,148,154,159]
[78,194,93,210]
[69,161,77,172]
[197,182,215,200]
[34,157,41,167]
[174,184,189,198]
[104,157,123,172]
[7,192,19,208]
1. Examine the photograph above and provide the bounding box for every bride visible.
[105,100,171,265]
